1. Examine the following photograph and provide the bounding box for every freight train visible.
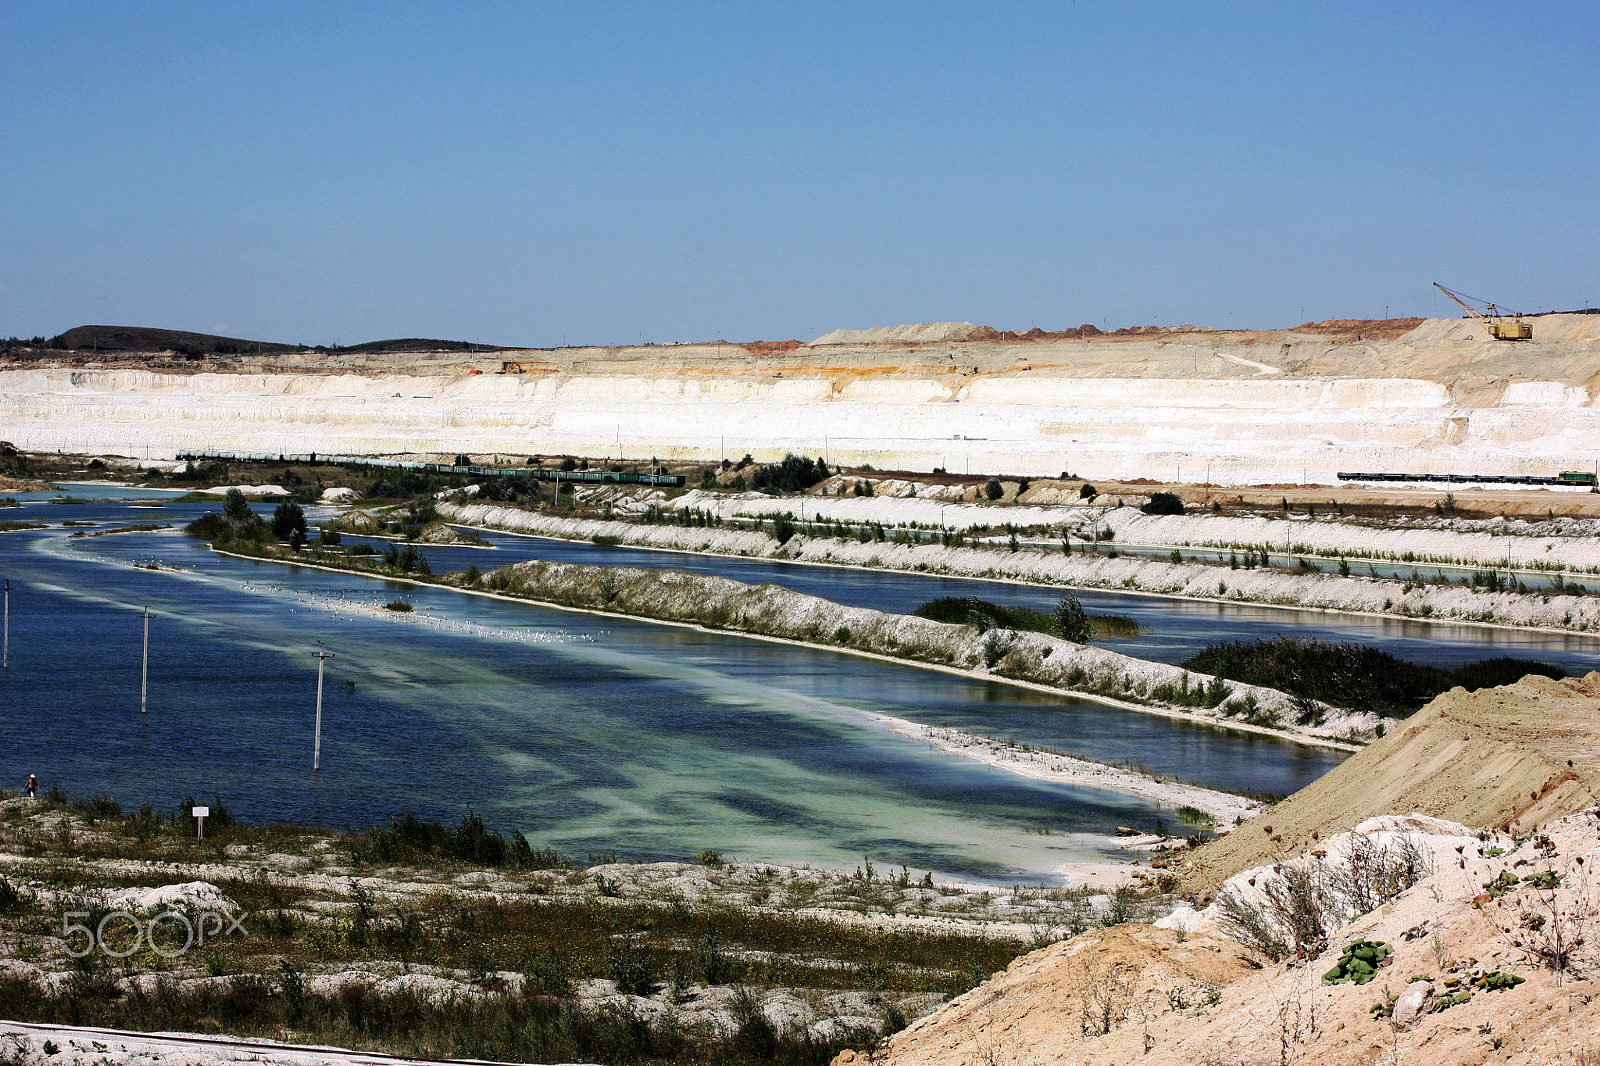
[175,450,687,487]
[1336,470,1597,487]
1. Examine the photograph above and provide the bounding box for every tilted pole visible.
[313,645,335,771]
[141,607,149,714]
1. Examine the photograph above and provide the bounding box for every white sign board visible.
[192,806,210,818]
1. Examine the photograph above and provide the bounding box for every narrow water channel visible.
[5,487,1587,883]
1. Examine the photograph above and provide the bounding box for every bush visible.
[522,952,572,997]
[1450,656,1563,690]
[1079,483,1098,500]
[984,478,1004,501]
[1182,637,1563,716]
[693,932,734,984]
[606,940,656,996]
[1141,491,1185,515]
[912,594,1117,644]
[750,454,828,494]
[1054,593,1091,643]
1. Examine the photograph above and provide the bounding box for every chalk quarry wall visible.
[5,315,1600,484]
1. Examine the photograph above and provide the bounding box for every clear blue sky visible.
[3,1,1596,346]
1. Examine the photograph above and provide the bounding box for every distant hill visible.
[50,325,300,355]
[39,326,515,355]
[336,337,514,353]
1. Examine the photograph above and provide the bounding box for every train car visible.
[1558,471,1597,486]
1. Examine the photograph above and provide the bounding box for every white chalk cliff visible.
[4,315,1599,484]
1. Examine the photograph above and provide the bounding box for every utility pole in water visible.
[312,645,334,771]
[140,607,149,714]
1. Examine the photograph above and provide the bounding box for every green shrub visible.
[1183,637,1563,716]
[1141,492,1185,515]
[1054,593,1090,643]
[1322,940,1392,985]
[606,940,656,996]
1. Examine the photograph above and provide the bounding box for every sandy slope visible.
[1178,673,1600,899]
[843,674,1600,1066]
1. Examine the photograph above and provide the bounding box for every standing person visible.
[24,774,37,800]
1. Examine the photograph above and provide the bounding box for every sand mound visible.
[836,927,1262,1066]
[1178,672,1600,899]
[810,322,979,345]
[856,807,1600,1066]
[846,674,1600,1066]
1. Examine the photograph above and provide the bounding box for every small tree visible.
[223,488,252,521]
[271,500,308,541]
[1079,483,1098,501]
[984,477,1004,501]
[1055,593,1091,643]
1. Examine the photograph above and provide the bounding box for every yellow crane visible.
[1433,282,1533,340]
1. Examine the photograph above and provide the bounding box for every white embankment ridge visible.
[441,500,1600,633]
[877,718,1264,826]
[669,487,1600,573]
[457,554,1364,746]
[6,314,1600,484]
[209,543,1324,814]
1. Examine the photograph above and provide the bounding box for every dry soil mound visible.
[1179,672,1600,899]
[810,322,979,345]
[834,927,1262,1066]
[843,674,1600,1066]
[853,808,1600,1066]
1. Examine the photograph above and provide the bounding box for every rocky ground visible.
[0,793,1174,1065]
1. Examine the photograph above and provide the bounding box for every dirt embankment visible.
[1178,673,1600,899]
[847,674,1600,1066]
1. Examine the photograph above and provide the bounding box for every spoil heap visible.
[1179,673,1600,899]
[845,673,1600,1066]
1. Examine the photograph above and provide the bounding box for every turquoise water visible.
[4,490,1593,883]
[0,493,1346,882]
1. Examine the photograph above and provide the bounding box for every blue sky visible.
[3,1,1596,346]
